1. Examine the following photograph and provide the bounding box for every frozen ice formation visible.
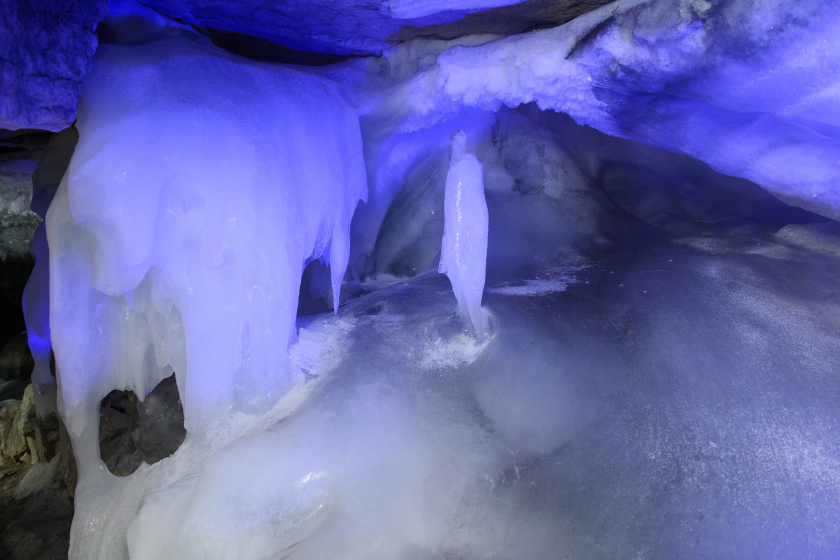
[43,37,366,558]
[362,0,840,220]
[439,130,489,334]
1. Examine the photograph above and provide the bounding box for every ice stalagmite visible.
[439,130,489,335]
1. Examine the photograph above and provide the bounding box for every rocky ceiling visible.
[145,0,617,54]
[0,0,616,131]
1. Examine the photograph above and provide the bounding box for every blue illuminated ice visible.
[439,130,489,334]
[45,37,366,558]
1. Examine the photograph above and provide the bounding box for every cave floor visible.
[0,463,73,560]
[288,234,840,559]
[4,234,840,560]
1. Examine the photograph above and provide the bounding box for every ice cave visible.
[2,0,840,558]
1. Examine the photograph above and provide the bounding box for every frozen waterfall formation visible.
[440,130,489,335]
[19,0,840,558]
[45,38,369,558]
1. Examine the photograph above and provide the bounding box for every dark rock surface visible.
[142,0,616,55]
[0,384,59,467]
[0,381,75,559]
[98,389,144,477]
[99,373,186,476]
[0,155,41,261]
[0,129,52,164]
[0,255,35,378]
[391,0,616,43]
[135,374,187,464]
[1,0,109,131]
[0,333,34,383]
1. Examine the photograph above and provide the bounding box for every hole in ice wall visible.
[98,373,185,476]
[297,259,335,317]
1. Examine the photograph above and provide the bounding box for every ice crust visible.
[439,130,489,334]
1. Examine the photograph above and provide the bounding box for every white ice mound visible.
[439,130,489,334]
[45,38,367,557]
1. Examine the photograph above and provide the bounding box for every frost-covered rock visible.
[0,384,58,467]
[0,160,41,260]
[0,0,108,131]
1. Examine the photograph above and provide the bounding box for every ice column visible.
[439,130,489,334]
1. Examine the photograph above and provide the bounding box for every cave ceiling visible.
[142,0,618,54]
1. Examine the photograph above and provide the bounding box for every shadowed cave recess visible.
[2,0,840,559]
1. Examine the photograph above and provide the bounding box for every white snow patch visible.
[487,265,587,296]
[419,332,492,370]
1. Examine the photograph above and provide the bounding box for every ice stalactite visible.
[43,37,366,559]
[440,130,489,335]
